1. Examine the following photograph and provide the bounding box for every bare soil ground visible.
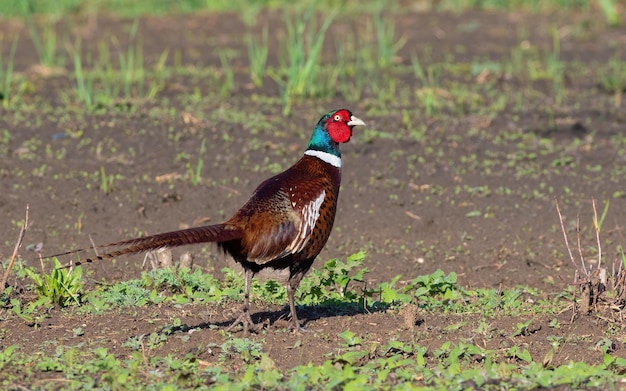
[1,7,626,376]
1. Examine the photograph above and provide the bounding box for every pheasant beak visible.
[347,116,366,128]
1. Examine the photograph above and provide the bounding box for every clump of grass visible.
[218,50,235,96]
[373,11,406,68]
[23,10,64,69]
[186,138,206,186]
[0,37,19,108]
[411,54,443,116]
[547,25,565,104]
[119,20,142,96]
[598,0,621,27]
[270,8,335,115]
[599,54,626,107]
[72,38,94,108]
[246,27,268,87]
[99,166,116,194]
[71,20,168,108]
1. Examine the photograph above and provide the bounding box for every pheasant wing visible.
[232,176,330,264]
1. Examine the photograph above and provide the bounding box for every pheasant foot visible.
[226,310,257,334]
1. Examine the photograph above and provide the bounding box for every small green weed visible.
[186,138,206,186]
[338,330,362,347]
[220,338,263,363]
[23,258,83,307]
[96,279,151,307]
[122,331,168,351]
[512,318,535,337]
[373,11,406,68]
[246,27,268,87]
[218,50,235,97]
[10,296,51,326]
[299,250,369,305]
[71,22,168,108]
[142,264,227,302]
[598,0,621,26]
[405,269,459,301]
[72,38,95,107]
[411,55,442,116]
[599,54,626,106]
[271,8,335,115]
[0,345,17,371]
[99,166,115,194]
[0,38,19,108]
[22,7,63,69]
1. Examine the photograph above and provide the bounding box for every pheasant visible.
[52,109,365,333]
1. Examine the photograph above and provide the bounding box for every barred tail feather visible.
[54,224,242,268]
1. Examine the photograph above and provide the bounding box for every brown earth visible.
[1,7,626,376]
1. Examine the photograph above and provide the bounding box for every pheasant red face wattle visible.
[326,111,365,144]
[328,121,352,143]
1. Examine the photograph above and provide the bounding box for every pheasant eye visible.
[333,114,341,121]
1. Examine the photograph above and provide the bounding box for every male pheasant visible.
[53,109,365,333]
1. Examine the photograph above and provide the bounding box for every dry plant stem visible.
[39,252,45,272]
[0,204,29,294]
[555,197,590,319]
[591,198,602,272]
[89,234,100,257]
[571,270,578,323]
[554,197,584,277]
[615,260,621,291]
[575,215,587,278]
[71,234,101,270]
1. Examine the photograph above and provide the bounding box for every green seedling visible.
[600,55,626,107]
[0,345,17,371]
[218,50,235,96]
[72,39,95,108]
[548,25,565,104]
[299,251,369,305]
[338,330,362,347]
[220,338,263,363]
[246,27,268,87]
[71,19,168,108]
[373,11,406,68]
[186,138,206,186]
[0,37,18,108]
[23,258,83,307]
[116,19,145,99]
[99,166,115,194]
[512,318,534,337]
[271,8,334,115]
[22,5,62,69]
[411,54,442,116]
[599,0,620,26]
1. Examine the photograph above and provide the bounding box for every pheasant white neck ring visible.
[304,150,342,168]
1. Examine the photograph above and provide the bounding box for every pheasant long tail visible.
[49,224,242,267]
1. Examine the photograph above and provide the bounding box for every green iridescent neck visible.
[306,114,341,157]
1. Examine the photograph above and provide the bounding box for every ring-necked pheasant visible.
[51,109,365,333]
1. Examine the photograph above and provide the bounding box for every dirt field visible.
[1,6,626,380]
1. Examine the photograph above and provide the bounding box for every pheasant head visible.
[306,109,365,162]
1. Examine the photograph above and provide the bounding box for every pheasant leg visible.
[287,283,310,333]
[226,269,256,334]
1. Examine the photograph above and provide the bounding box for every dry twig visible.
[555,197,586,278]
[0,204,29,293]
